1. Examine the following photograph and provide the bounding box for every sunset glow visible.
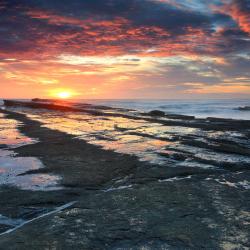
[0,0,249,99]
[57,91,72,99]
[48,88,77,99]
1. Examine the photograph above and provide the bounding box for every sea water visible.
[78,99,250,120]
[1,99,250,120]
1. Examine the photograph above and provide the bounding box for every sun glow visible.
[48,89,77,99]
[57,91,72,99]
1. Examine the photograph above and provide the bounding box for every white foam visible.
[158,175,192,182]
[103,184,133,192]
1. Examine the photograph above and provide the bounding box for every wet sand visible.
[0,105,249,249]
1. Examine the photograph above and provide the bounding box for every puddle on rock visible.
[0,151,61,191]
[0,112,61,191]
[0,113,35,148]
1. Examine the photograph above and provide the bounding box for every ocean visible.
[78,99,250,120]
[1,98,250,120]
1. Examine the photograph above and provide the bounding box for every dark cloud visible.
[0,0,249,59]
[218,56,250,79]
[163,65,221,85]
[0,0,239,59]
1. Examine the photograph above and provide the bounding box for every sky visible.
[0,0,250,99]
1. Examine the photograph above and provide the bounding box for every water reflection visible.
[0,113,34,148]
[0,150,61,190]
[22,110,175,164]
[8,107,250,168]
[0,112,61,191]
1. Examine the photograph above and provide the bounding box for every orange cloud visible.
[0,5,216,60]
[214,0,250,34]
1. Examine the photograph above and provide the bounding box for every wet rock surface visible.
[148,110,166,117]
[0,104,249,249]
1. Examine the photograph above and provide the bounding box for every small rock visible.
[237,106,250,111]
[148,110,165,116]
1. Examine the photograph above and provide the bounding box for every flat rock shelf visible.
[0,100,249,250]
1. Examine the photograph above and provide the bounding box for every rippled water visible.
[0,113,61,191]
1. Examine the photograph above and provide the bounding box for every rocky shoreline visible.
[0,101,249,249]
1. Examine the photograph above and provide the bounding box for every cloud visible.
[0,0,214,59]
[220,0,250,34]
[3,0,249,60]
[0,0,249,98]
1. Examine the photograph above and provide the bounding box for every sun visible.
[57,91,72,99]
[48,88,78,99]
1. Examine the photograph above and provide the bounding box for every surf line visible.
[0,201,77,236]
